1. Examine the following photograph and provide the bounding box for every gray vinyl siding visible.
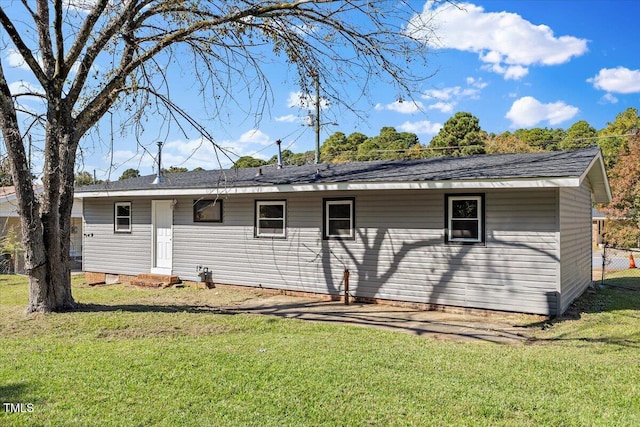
[558,182,592,314]
[82,188,562,314]
[83,198,152,275]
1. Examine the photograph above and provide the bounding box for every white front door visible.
[152,200,173,274]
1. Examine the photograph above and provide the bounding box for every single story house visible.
[0,186,84,272]
[75,147,610,316]
[592,208,607,247]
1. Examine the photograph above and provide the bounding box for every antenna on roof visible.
[276,139,283,169]
[152,141,163,184]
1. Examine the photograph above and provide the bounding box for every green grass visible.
[1,275,639,426]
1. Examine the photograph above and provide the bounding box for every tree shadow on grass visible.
[520,279,640,348]
[233,299,529,344]
[75,300,527,344]
[75,303,238,315]
[0,382,33,402]
[523,276,640,327]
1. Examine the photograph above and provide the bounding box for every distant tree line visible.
[232,108,637,170]
[71,165,201,187]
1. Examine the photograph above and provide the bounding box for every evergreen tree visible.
[598,107,640,168]
[428,112,485,156]
[119,168,141,180]
[234,156,267,169]
[356,127,421,160]
[74,172,95,187]
[512,127,566,151]
[560,120,597,150]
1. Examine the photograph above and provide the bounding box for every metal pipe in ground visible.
[344,269,350,305]
[601,245,606,287]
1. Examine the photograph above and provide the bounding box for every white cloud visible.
[7,49,31,70]
[409,2,588,80]
[423,87,459,101]
[421,77,487,113]
[466,77,488,89]
[376,100,424,114]
[502,65,529,80]
[482,63,529,80]
[428,101,454,113]
[7,48,82,79]
[275,114,300,123]
[8,80,44,97]
[286,91,329,110]
[163,138,214,156]
[398,120,442,135]
[505,96,579,127]
[238,129,271,145]
[587,67,640,94]
[600,93,619,104]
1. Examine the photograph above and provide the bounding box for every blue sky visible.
[3,1,640,179]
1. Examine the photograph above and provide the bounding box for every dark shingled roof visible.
[76,147,601,193]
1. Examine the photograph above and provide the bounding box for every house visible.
[75,147,610,316]
[592,208,607,247]
[0,186,84,272]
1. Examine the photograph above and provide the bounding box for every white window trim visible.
[324,199,354,239]
[114,201,132,233]
[256,200,286,238]
[447,195,482,243]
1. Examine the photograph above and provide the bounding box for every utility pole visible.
[314,73,321,164]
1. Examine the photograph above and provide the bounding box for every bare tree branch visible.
[0,7,47,84]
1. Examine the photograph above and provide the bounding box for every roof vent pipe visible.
[255,167,263,177]
[152,141,163,184]
[276,139,283,169]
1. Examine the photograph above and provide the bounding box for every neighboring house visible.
[0,186,84,272]
[76,147,610,316]
[592,208,607,247]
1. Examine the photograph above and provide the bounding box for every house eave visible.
[75,177,583,199]
[578,150,612,204]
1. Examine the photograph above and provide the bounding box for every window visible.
[255,200,286,238]
[323,198,355,240]
[446,195,484,243]
[193,199,223,223]
[114,202,132,233]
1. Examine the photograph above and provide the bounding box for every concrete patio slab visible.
[224,294,542,344]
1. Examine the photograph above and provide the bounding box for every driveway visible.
[224,294,543,345]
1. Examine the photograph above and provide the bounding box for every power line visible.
[243,124,310,159]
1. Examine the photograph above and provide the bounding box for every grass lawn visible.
[1,274,639,426]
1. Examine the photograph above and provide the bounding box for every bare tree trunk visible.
[26,205,74,313]
[26,248,74,313]
[24,107,77,313]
